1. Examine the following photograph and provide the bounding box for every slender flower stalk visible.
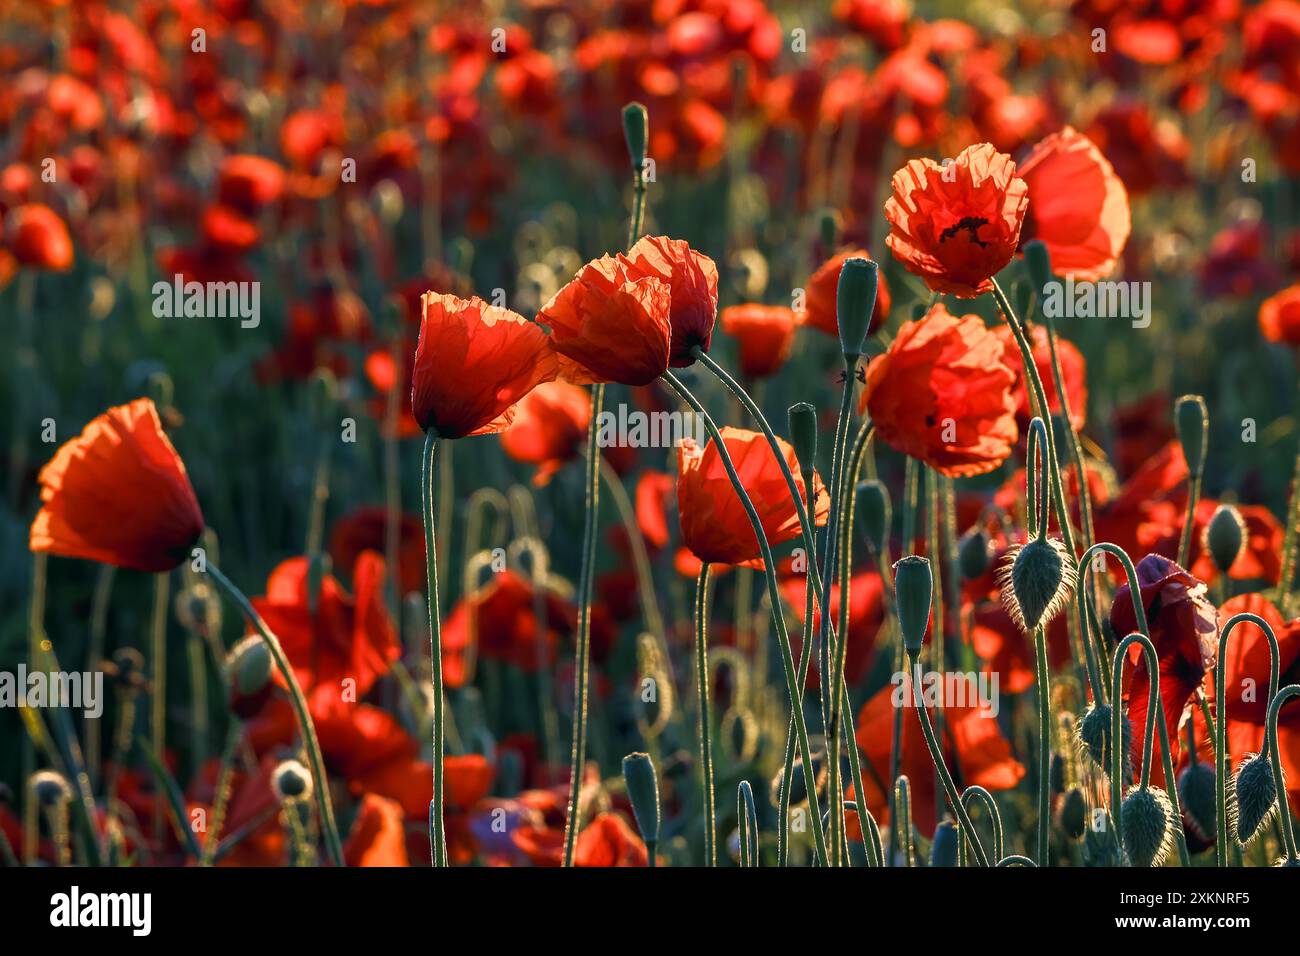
[961,786,1005,866]
[420,431,448,866]
[895,774,914,866]
[1266,686,1300,863]
[660,370,829,865]
[1278,454,1300,613]
[1109,632,1163,865]
[738,780,758,867]
[1214,612,1281,866]
[205,563,345,867]
[694,563,717,865]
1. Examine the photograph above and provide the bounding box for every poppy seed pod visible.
[1023,239,1053,297]
[1233,752,1277,846]
[621,752,661,845]
[856,479,890,554]
[1120,786,1175,867]
[1177,760,1217,843]
[1060,787,1087,839]
[272,759,313,802]
[957,529,990,581]
[997,536,1076,633]
[893,556,933,656]
[930,820,959,867]
[788,402,817,473]
[1205,503,1246,576]
[1077,702,1132,776]
[622,102,649,171]
[1174,394,1208,480]
[30,770,73,806]
[836,257,879,358]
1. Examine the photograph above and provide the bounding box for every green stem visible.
[895,775,914,867]
[421,431,448,867]
[738,780,758,867]
[694,563,717,866]
[208,563,345,867]
[1033,624,1051,866]
[1277,454,1300,613]
[961,786,1005,863]
[150,571,169,846]
[1178,474,1203,569]
[1110,633,1161,865]
[1266,686,1300,863]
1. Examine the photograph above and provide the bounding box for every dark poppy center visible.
[940,216,990,248]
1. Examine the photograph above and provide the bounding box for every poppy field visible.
[5,0,1300,879]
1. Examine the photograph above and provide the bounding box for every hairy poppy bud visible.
[958,529,990,581]
[1233,752,1277,846]
[998,536,1076,632]
[31,770,73,806]
[1175,394,1208,480]
[1023,239,1053,297]
[930,820,959,867]
[1205,503,1246,577]
[893,555,933,656]
[272,759,313,802]
[1276,856,1300,867]
[1120,786,1175,867]
[621,752,661,845]
[1060,787,1087,839]
[836,257,879,358]
[1077,703,1132,776]
[787,403,817,473]
[856,479,890,554]
[225,635,274,718]
[1177,760,1216,843]
[622,102,649,171]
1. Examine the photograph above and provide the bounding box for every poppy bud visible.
[819,208,840,250]
[1060,787,1087,839]
[272,759,313,803]
[1050,752,1066,796]
[893,556,933,656]
[930,820,959,867]
[1276,856,1300,867]
[226,635,272,696]
[1077,703,1132,775]
[30,770,73,807]
[1120,786,1175,867]
[787,402,817,474]
[107,647,148,692]
[957,529,990,581]
[1205,504,1246,577]
[856,479,890,554]
[622,102,649,171]
[997,536,1076,633]
[836,257,879,358]
[1233,752,1277,846]
[1023,239,1053,297]
[1174,394,1208,480]
[621,752,661,846]
[1177,760,1217,843]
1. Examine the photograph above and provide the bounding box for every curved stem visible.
[420,431,448,867]
[562,383,605,866]
[694,563,717,866]
[738,780,758,867]
[997,854,1037,867]
[207,563,345,867]
[1266,685,1300,862]
[961,786,1005,863]
[895,775,914,867]
[1178,473,1204,569]
[1109,632,1161,865]
[1039,311,1096,551]
[1033,624,1051,866]
[661,370,829,865]
[907,651,991,866]
[1214,612,1281,865]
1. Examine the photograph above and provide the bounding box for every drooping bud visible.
[836,257,879,359]
[957,529,990,581]
[272,759,313,803]
[1175,394,1208,480]
[1177,760,1217,843]
[622,102,649,171]
[621,752,661,846]
[1060,788,1087,839]
[1205,504,1246,577]
[930,820,959,867]
[225,635,274,718]
[856,479,890,555]
[787,403,817,475]
[30,770,73,807]
[1023,239,1053,297]
[1077,702,1132,777]
[893,556,933,656]
[997,536,1076,633]
[1233,752,1277,846]
[1120,786,1175,867]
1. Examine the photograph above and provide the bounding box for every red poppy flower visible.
[411,292,558,438]
[499,381,591,486]
[250,550,399,699]
[1183,500,1284,586]
[635,469,675,551]
[621,235,718,366]
[992,322,1088,432]
[1018,127,1131,282]
[1111,554,1218,787]
[676,427,829,568]
[30,398,204,572]
[537,253,672,386]
[574,812,649,866]
[1094,440,1188,566]
[720,304,799,379]
[856,682,1025,836]
[1260,284,1300,345]
[6,203,74,271]
[344,793,410,867]
[781,570,885,689]
[884,143,1029,297]
[970,602,1073,695]
[217,154,285,214]
[802,249,892,340]
[860,304,1018,477]
[329,506,426,598]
